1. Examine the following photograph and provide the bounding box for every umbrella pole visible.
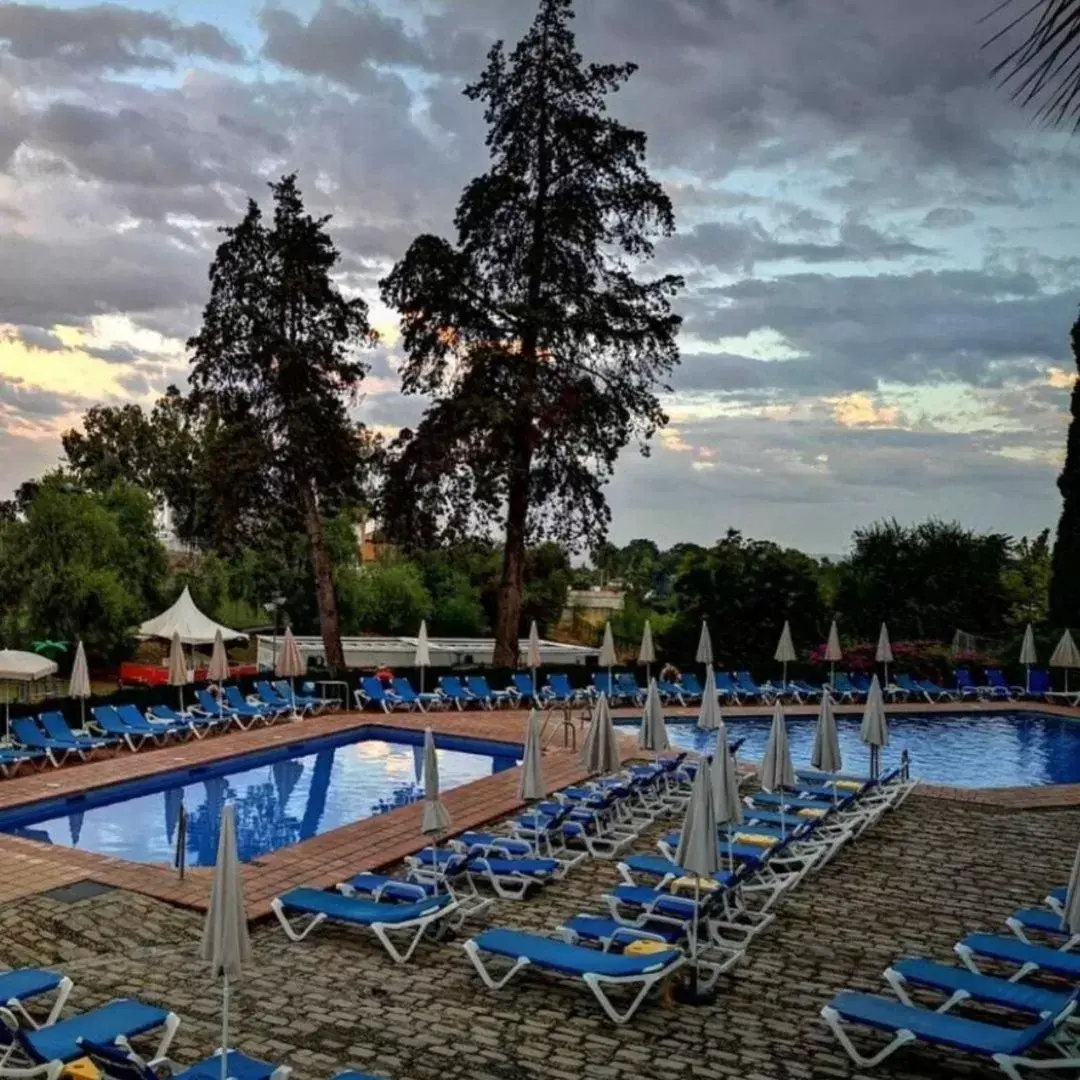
[419,667,424,696]
[690,877,700,998]
[80,698,85,729]
[1026,665,1031,696]
[220,974,229,1080]
[178,687,184,716]
[830,661,835,688]
[531,666,536,698]
[782,661,787,691]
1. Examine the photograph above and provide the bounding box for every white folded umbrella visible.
[581,694,621,775]
[638,677,669,757]
[774,621,796,688]
[696,664,722,732]
[168,631,189,714]
[860,674,889,779]
[68,640,91,728]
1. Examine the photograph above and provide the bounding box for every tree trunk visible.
[1051,312,1080,625]
[493,455,531,667]
[299,478,345,670]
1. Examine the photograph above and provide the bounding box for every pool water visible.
[615,712,1080,788]
[0,728,520,866]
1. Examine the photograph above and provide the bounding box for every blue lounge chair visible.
[437,675,481,710]
[891,674,921,701]
[676,673,705,704]
[9,717,80,767]
[713,671,740,703]
[271,888,459,963]
[462,927,686,1024]
[822,987,1079,1076]
[510,672,538,706]
[851,672,872,696]
[546,673,585,705]
[467,676,512,709]
[916,677,957,702]
[222,687,274,725]
[353,677,404,713]
[116,703,189,743]
[0,998,180,1068]
[591,672,627,705]
[830,673,865,703]
[407,847,556,901]
[615,672,645,706]
[655,678,684,706]
[255,680,305,717]
[789,679,823,703]
[0,745,44,778]
[954,667,991,701]
[1006,907,1080,950]
[273,680,323,714]
[985,668,1017,700]
[1029,669,1052,700]
[37,712,114,753]
[82,1042,291,1080]
[734,671,769,702]
[955,933,1080,981]
[91,706,152,752]
[391,676,442,712]
[189,692,241,732]
[0,968,73,1028]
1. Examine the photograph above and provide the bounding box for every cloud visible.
[0,2,243,71]
[921,206,976,229]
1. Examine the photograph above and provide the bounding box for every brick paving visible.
[2,786,1078,1080]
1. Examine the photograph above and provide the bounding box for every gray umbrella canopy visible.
[415,620,431,668]
[168,631,189,713]
[760,703,795,792]
[207,629,230,683]
[1062,841,1080,935]
[696,665,722,732]
[696,620,714,666]
[675,761,720,878]
[598,622,617,669]
[1019,624,1038,666]
[860,675,889,748]
[69,639,91,727]
[774,621,796,663]
[526,621,542,670]
[1051,629,1080,668]
[581,694,621,775]
[275,627,305,679]
[420,727,451,835]
[200,803,251,1080]
[824,621,842,663]
[638,620,656,665]
[518,708,546,802]
[875,623,893,664]
[710,730,743,827]
[811,691,843,774]
[638,678,670,753]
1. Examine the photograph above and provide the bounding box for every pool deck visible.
[1,698,1079,913]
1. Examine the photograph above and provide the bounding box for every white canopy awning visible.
[138,586,246,646]
[0,650,58,681]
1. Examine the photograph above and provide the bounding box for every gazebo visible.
[139,587,246,646]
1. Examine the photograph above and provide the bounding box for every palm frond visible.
[984,0,1080,129]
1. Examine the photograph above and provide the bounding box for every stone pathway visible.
[2,788,1078,1080]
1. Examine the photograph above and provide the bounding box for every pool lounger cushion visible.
[9,999,179,1066]
[82,1041,290,1080]
[821,989,1078,1075]
[462,928,685,1025]
[0,969,73,1029]
[271,888,459,964]
[1006,908,1079,949]
[955,934,1080,980]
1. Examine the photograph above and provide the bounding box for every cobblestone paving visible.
[3,791,1079,1080]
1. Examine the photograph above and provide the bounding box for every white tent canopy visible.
[139,587,245,646]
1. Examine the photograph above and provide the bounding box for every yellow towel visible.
[834,780,862,791]
[671,875,720,892]
[734,832,776,847]
[63,1060,101,1080]
[625,939,674,956]
[798,807,827,819]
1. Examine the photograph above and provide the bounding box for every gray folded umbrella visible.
[696,664,722,732]
[760,702,795,792]
[860,674,889,779]
[581,694,621,775]
[811,691,843,775]
[638,677,670,754]
[421,727,451,835]
[674,758,719,988]
[518,708,545,802]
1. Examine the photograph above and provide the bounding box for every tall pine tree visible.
[1051,311,1080,624]
[381,0,683,665]
[188,175,377,669]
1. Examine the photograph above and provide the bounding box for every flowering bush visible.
[808,638,997,678]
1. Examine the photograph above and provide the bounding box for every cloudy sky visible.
[0,0,1076,553]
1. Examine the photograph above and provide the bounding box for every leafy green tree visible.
[0,476,167,659]
[665,530,825,664]
[187,174,379,669]
[380,0,683,665]
[337,561,433,636]
[1050,314,1080,624]
[835,519,1012,641]
[1004,529,1053,626]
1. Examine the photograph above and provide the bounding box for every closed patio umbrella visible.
[208,629,230,683]
[824,620,842,688]
[774,621,797,691]
[200,803,252,1080]
[526,620,542,696]
[421,727,451,882]
[674,757,719,1002]
[518,707,545,802]
[860,674,889,780]
[1051,629,1080,694]
[638,677,669,758]
[581,694,620,775]
[415,620,431,695]
[598,621,617,695]
[761,702,795,833]
[168,631,189,715]
[811,691,843,776]
[275,627,305,718]
[696,664,722,732]
[710,717,742,866]
[638,620,656,685]
[68,639,91,729]
[1019,623,1037,696]
[696,619,714,667]
[876,623,893,687]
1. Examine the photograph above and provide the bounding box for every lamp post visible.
[264,595,286,671]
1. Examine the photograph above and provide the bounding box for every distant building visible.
[354,515,392,563]
[561,586,625,630]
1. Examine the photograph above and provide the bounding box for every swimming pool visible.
[0,726,521,867]
[615,711,1080,788]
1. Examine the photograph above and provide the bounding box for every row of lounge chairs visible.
[823,882,1080,1077]
[269,745,916,1023]
[0,682,337,776]
[0,967,377,1080]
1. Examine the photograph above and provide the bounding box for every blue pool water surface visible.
[0,727,520,866]
[615,711,1080,789]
